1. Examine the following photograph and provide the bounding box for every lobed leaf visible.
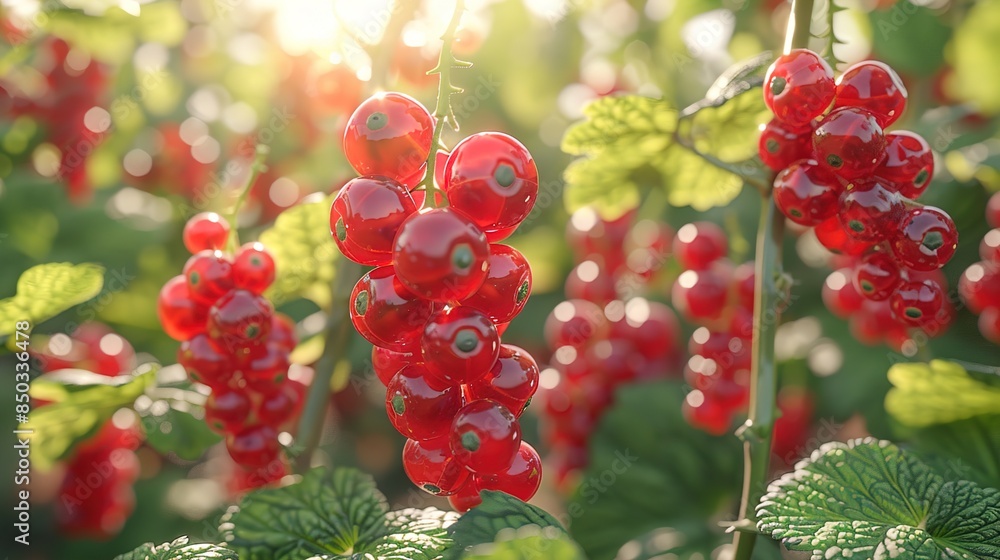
[113,536,236,560]
[886,360,1000,428]
[260,195,338,307]
[459,525,585,560]
[0,262,104,337]
[445,491,565,559]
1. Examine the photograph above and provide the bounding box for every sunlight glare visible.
[274,0,341,56]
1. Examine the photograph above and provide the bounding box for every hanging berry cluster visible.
[960,192,1000,344]
[333,92,543,512]
[539,208,680,484]
[760,49,958,333]
[158,212,303,483]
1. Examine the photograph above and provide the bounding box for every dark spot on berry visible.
[516,280,530,303]
[460,431,481,452]
[765,138,780,154]
[770,76,787,96]
[189,271,200,285]
[848,220,865,233]
[391,394,405,415]
[494,164,516,188]
[904,307,922,319]
[922,231,944,251]
[366,111,388,131]
[454,328,479,353]
[826,154,843,168]
[335,217,347,242]
[523,397,532,410]
[422,484,441,495]
[250,255,261,267]
[915,169,929,187]
[789,208,803,218]
[245,324,260,339]
[860,280,874,293]
[354,290,369,315]
[451,244,474,272]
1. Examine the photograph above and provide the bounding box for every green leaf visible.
[113,536,236,560]
[684,82,770,163]
[459,526,586,560]
[136,365,220,461]
[951,0,1000,115]
[886,360,1000,428]
[221,467,457,560]
[567,381,742,560]
[757,438,1000,560]
[0,263,104,337]
[911,414,1000,490]
[562,96,678,156]
[869,4,951,78]
[260,196,338,307]
[22,365,157,470]
[445,491,565,559]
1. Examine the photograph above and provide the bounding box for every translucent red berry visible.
[833,60,907,128]
[606,298,681,363]
[988,192,1000,228]
[671,263,731,323]
[233,242,275,294]
[763,49,835,126]
[330,176,418,266]
[205,386,251,432]
[393,208,490,302]
[814,216,874,255]
[467,344,539,416]
[242,342,290,388]
[672,222,728,270]
[980,229,1000,263]
[838,182,904,242]
[257,384,300,427]
[269,313,297,351]
[448,476,484,512]
[450,399,521,474]
[758,119,813,171]
[852,251,902,301]
[371,346,417,385]
[207,289,273,351]
[183,212,230,253]
[385,364,464,441]
[158,275,209,341]
[772,159,842,226]
[878,131,933,200]
[478,441,542,502]
[959,262,1000,314]
[544,299,608,348]
[460,244,532,324]
[226,424,280,468]
[813,107,886,179]
[565,207,633,273]
[682,391,731,436]
[178,333,232,388]
[402,436,470,496]
[350,266,435,352]
[184,250,235,305]
[343,92,433,182]
[564,259,618,303]
[890,280,944,326]
[979,307,1000,344]
[891,207,958,271]
[421,306,500,386]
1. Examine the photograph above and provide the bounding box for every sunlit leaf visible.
[260,196,338,307]
[951,0,1000,115]
[459,526,585,560]
[885,360,1000,428]
[113,536,236,560]
[445,491,565,559]
[0,263,104,337]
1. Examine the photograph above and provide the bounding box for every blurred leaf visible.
[611,524,718,560]
[22,365,157,470]
[445,491,565,559]
[562,156,641,221]
[459,526,585,560]
[221,467,458,559]
[113,536,235,560]
[562,96,678,156]
[886,360,1000,428]
[869,4,950,78]
[260,196,338,308]
[142,405,220,462]
[567,381,742,560]
[951,0,1000,115]
[685,83,769,162]
[910,414,1000,490]
[757,438,1000,559]
[0,262,104,337]
[654,144,746,210]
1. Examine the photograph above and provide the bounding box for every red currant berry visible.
[763,49,835,126]
[467,344,539,416]
[444,132,538,233]
[393,208,490,302]
[890,280,944,326]
[838,181,905,242]
[448,476,484,512]
[758,119,813,171]
[243,342,290,388]
[385,364,464,440]
[257,384,300,427]
[978,307,1000,344]
[402,436,470,496]
[205,386,251,433]
[178,333,232,388]
[891,207,958,271]
[671,262,731,323]
[682,391,731,436]
[772,387,815,464]
[330,176,418,266]
[350,266,435,352]
[586,338,645,384]
[450,399,521,474]
[833,60,907,128]
[184,250,234,305]
[158,275,209,341]
[565,207,632,272]
[73,323,135,376]
[207,290,273,351]
[460,244,532,324]
[707,377,750,411]
[624,219,673,279]
[878,131,933,200]
[814,216,874,255]
[980,229,1000,263]
[606,298,681,363]
[421,307,500,386]
[673,222,727,269]
[852,251,902,301]
[813,107,886,179]
[543,299,609,349]
[772,159,842,226]
[269,313,297,352]
[183,212,230,253]
[988,192,1000,229]
[371,346,418,385]
[564,259,618,303]
[959,262,1000,314]
[343,92,433,182]
[226,424,280,468]
[233,242,275,294]
[478,441,542,502]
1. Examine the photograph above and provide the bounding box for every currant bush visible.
[959,195,1000,344]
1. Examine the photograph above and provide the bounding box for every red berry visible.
[978,307,1000,344]
[242,342,290,388]
[838,181,905,242]
[586,338,645,384]
[758,119,813,171]
[671,262,731,323]
[207,289,273,352]
[205,386,251,433]
[444,132,539,234]
[890,280,944,326]
[178,333,233,388]
[772,388,815,463]
[73,323,135,376]
[184,250,235,305]
[269,313,297,351]
[233,242,276,294]
[891,207,958,271]
[878,131,933,199]
[448,476,484,512]
[813,107,886,179]
[565,207,632,273]
[682,391,731,436]
[402,436,470,496]
[158,275,209,341]
[421,307,500,386]
[257,384,300,427]
[543,299,608,349]
[460,244,532,324]
[852,251,902,301]
[763,49,835,126]
[980,229,1000,263]
[564,259,618,303]
[733,263,756,311]
[183,212,230,253]
[478,441,542,502]
[450,399,521,474]
[330,176,418,266]
[606,298,681,363]
[468,344,539,415]
[988,192,1000,228]
[672,222,727,269]
[350,266,435,352]
[833,60,907,128]
[226,424,280,468]
[772,159,842,226]
[371,346,417,385]
[385,364,464,441]
[392,208,490,302]
[959,262,1000,314]
[814,216,874,255]
[343,92,433,182]
[624,219,673,279]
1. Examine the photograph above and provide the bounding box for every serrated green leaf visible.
[561,96,677,156]
[21,365,157,470]
[260,196,338,307]
[445,491,565,559]
[369,508,460,560]
[886,360,1000,428]
[757,438,1000,560]
[655,144,746,211]
[142,405,221,462]
[685,85,770,163]
[0,263,104,337]
[460,526,585,560]
[911,414,1000,490]
[562,156,641,221]
[113,536,236,560]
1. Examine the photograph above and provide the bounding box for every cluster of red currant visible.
[669,222,757,435]
[332,92,543,512]
[32,324,140,539]
[157,212,303,483]
[959,192,1000,344]
[539,208,680,483]
[760,49,958,335]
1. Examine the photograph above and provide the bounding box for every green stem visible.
[226,144,269,251]
[731,1,811,558]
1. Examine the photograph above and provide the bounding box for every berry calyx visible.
[890,280,944,326]
[233,242,276,294]
[421,306,500,386]
[878,131,933,200]
[385,364,464,441]
[891,207,958,271]
[402,436,470,496]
